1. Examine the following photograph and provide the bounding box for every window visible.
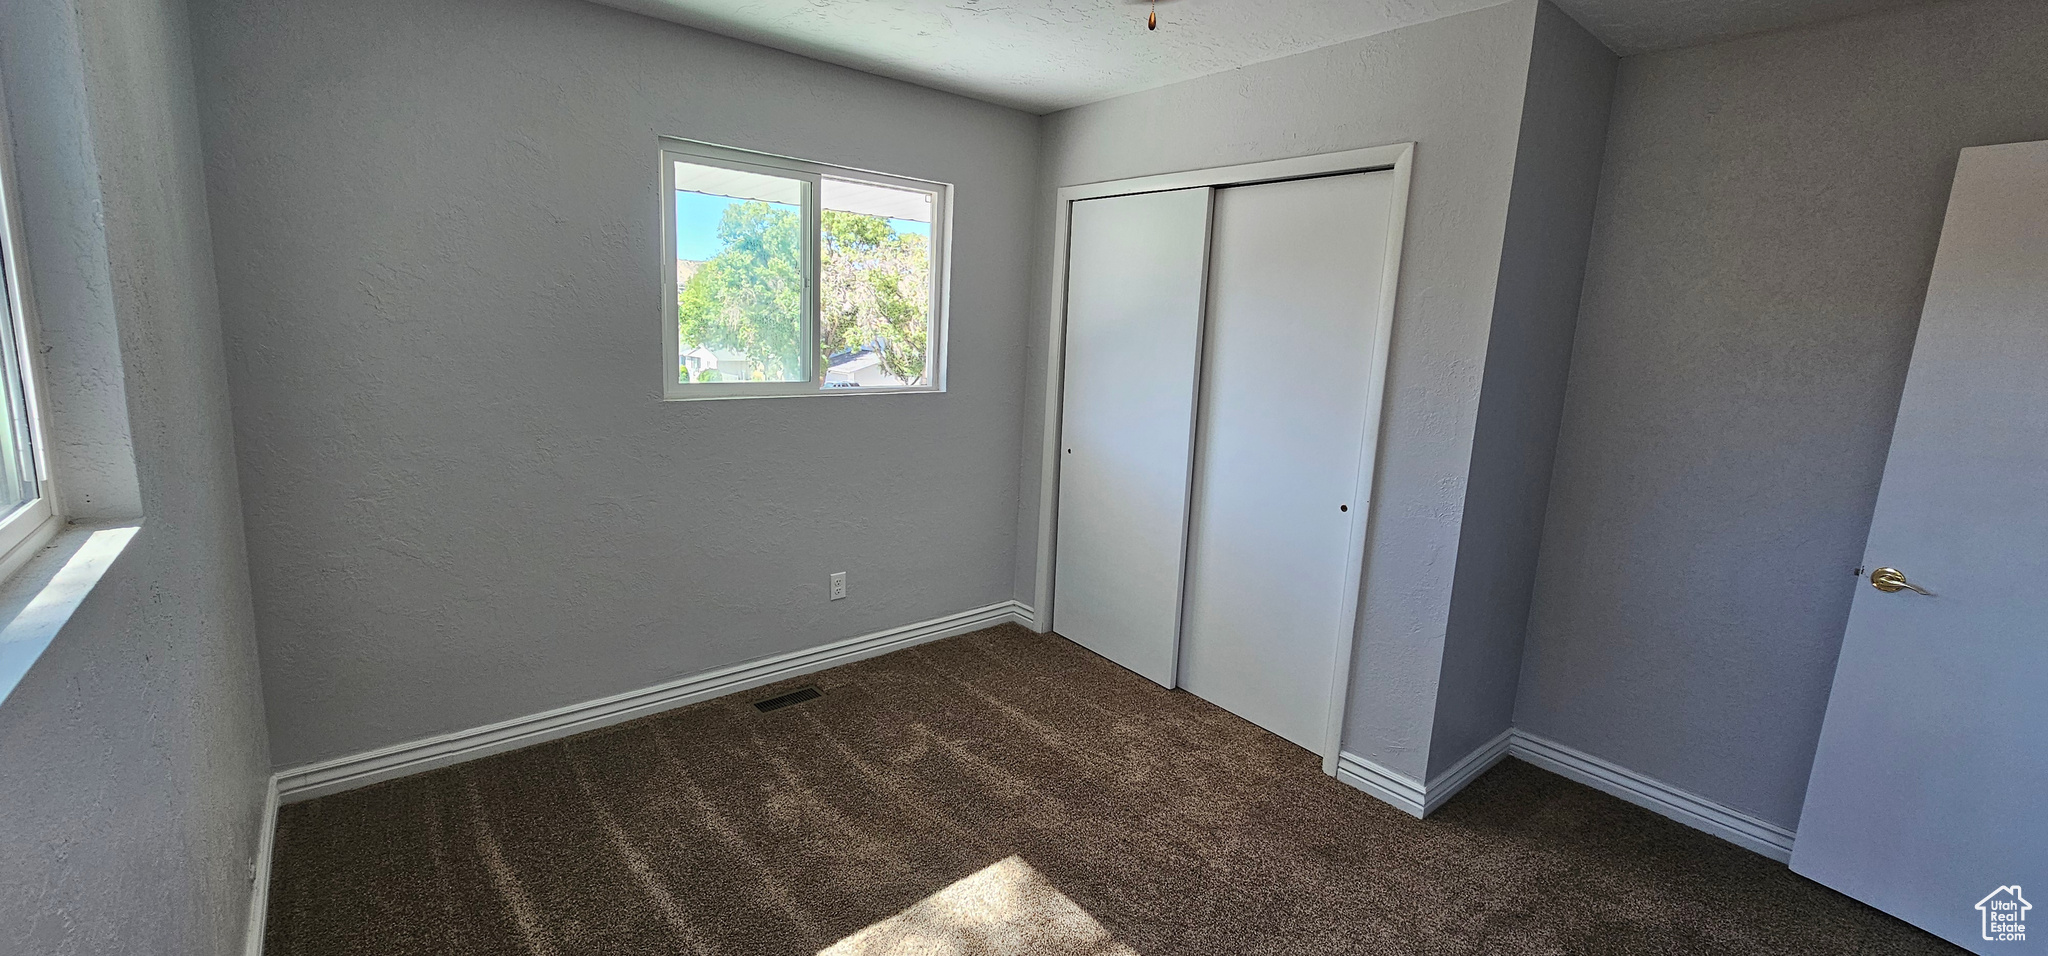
[0,93,56,567]
[661,141,949,399]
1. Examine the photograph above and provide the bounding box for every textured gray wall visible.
[193,0,1041,767]
[0,0,269,950]
[1031,1,1540,780]
[1427,0,1614,780]
[1516,0,2048,828]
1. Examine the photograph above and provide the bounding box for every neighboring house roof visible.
[830,351,881,372]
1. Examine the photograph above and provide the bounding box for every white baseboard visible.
[275,600,1033,803]
[1335,728,1513,819]
[1335,728,1795,863]
[1506,730,1796,862]
[1335,752,1426,818]
[1424,728,1515,814]
[244,774,279,956]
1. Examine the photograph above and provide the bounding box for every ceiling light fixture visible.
[1127,0,1180,31]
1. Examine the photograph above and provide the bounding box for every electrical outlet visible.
[829,571,847,601]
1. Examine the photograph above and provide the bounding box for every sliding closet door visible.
[1178,172,1393,751]
[1052,188,1212,687]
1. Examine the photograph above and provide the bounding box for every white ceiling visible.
[592,0,1510,113]
[594,0,1952,114]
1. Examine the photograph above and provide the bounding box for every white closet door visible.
[1052,188,1212,687]
[1178,172,1393,752]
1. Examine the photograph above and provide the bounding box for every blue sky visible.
[675,191,929,260]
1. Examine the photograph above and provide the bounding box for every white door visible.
[1052,188,1213,687]
[1178,172,1394,752]
[1791,141,2048,955]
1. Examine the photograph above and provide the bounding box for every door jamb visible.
[1030,143,1416,776]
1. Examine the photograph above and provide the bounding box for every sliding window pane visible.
[674,161,806,384]
[820,177,934,388]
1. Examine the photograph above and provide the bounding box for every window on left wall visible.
[0,90,56,569]
[661,140,949,400]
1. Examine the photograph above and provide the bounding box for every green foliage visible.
[678,200,930,386]
[677,201,805,381]
[821,210,930,385]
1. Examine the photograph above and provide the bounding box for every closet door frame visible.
[1031,142,1415,776]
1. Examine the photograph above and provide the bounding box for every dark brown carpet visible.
[265,624,1956,955]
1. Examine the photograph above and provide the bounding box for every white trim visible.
[1317,148,1413,774]
[0,509,59,585]
[0,79,63,558]
[0,523,141,710]
[1026,191,1072,634]
[244,775,280,956]
[275,600,1034,803]
[1422,728,1515,813]
[1507,730,1796,862]
[1030,143,1416,778]
[1334,727,1513,819]
[1335,752,1427,819]
[1334,729,1796,862]
[1054,143,1418,204]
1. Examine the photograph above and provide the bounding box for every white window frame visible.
[659,139,951,401]
[0,82,61,577]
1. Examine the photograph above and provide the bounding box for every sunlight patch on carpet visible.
[820,856,1139,956]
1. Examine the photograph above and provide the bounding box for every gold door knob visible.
[1870,567,1933,595]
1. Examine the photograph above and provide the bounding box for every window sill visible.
[0,519,141,711]
[662,384,943,402]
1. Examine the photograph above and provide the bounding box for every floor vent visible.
[753,685,823,713]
